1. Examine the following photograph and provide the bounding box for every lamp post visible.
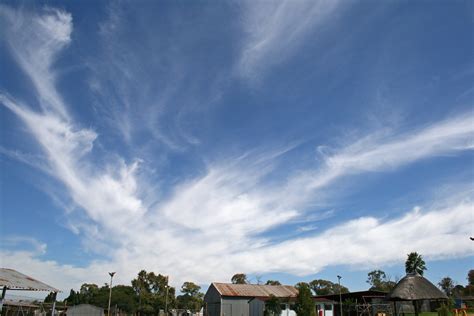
[165,276,169,315]
[108,272,116,316]
[337,275,343,316]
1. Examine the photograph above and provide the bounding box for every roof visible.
[388,273,448,301]
[0,268,59,292]
[313,297,337,303]
[67,304,104,311]
[212,283,298,298]
[315,290,388,302]
[3,300,40,308]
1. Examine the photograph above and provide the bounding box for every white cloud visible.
[1,5,473,294]
[238,0,343,79]
[0,5,72,118]
[297,114,474,192]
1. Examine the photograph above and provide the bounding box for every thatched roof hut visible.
[389,273,447,316]
[389,272,447,301]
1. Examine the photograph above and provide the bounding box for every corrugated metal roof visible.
[0,268,59,292]
[212,283,298,298]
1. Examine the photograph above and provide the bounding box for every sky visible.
[0,0,473,298]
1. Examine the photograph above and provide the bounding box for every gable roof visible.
[212,283,298,298]
[388,273,447,301]
[0,268,59,292]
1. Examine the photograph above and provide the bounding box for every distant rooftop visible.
[212,282,298,298]
[0,268,59,292]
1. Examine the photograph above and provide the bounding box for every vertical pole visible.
[338,276,343,316]
[165,276,169,315]
[108,272,115,316]
[0,286,7,312]
[51,292,57,316]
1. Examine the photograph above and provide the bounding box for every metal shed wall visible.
[204,285,222,316]
[221,297,250,316]
[249,299,264,316]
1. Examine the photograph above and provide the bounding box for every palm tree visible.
[405,252,427,275]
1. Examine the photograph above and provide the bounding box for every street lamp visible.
[108,272,116,316]
[337,275,343,316]
[165,276,169,315]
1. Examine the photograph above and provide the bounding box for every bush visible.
[437,304,450,316]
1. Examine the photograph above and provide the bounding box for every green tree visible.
[264,295,282,316]
[366,270,396,292]
[231,273,248,284]
[110,285,138,314]
[177,282,204,312]
[64,289,80,305]
[265,280,281,286]
[405,252,427,275]
[79,283,100,304]
[44,292,56,303]
[310,279,349,295]
[438,277,455,296]
[131,270,175,315]
[464,270,474,296]
[294,283,316,316]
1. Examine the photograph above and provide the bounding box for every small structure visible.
[1,299,40,315]
[66,304,104,316]
[0,268,60,314]
[314,298,336,316]
[204,283,298,316]
[315,290,389,316]
[388,272,448,316]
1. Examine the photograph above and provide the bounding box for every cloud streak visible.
[238,0,343,79]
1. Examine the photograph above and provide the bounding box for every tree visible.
[264,295,282,316]
[366,270,396,292]
[44,292,56,303]
[64,289,80,305]
[79,283,100,304]
[265,280,281,286]
[177,282,204,312]
[468,270,474,286]
[309,279,349,295]
[231,273,248,284]
[405,252,427,275]
[438,277,455,296]
[110,285,138,314]
[131,270,175,315]
[294,283,316,316]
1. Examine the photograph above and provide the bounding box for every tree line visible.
[57,270,204,315]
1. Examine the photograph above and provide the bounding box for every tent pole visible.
[51,291,57,316]
[0,286,6,312]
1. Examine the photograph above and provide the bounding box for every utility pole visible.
[108,272,116,316]
[337,275,343,316]
[165,275,169,315]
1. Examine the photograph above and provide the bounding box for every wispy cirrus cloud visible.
[1,4,473,293]
[238,0,343,80]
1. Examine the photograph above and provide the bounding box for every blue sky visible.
[0,0,473,297]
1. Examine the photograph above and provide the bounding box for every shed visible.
[0,268,59,314]
[66,304,105,316]
[204,283,298,316]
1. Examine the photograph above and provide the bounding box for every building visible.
[314,298,336,316]
[204,283,298,316]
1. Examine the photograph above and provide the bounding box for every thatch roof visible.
[388,273,447,301]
